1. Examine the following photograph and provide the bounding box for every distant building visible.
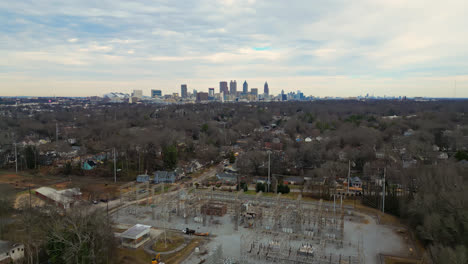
[243,80,248,94]
[151,89,162,98]
[216,172,237,183]
[154,171,177,184]
[136,174,150,183]
[82,160,96,170]
[208,88,215,97]
[230,80,237,95]
[0,240,24,263]
[35,187,82,209]
[251,88,258,96]
[181,84,188,98]
[220,81,228,95]
[264,81,269,95]
[197,92,209,102]
[193,89,197,98]
[103,92,130,103]
[132,90,143,98]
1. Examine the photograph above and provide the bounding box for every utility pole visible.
[267,151,271,193]
[14,143,18,174]
[28,185,31,210]
[113,148,117,183]
[382,167,386,213]
[347,160,350,194]
[55,122,58,146]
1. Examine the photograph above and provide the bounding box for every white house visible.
[0,241,24,263]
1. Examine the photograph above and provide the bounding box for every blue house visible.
[82,160,96,170]
[216,172,237,183]
[154,171,177,184]
[136,174,150,183]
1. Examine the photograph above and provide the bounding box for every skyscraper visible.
[151,89,162,98]
[243,80,248,94]
[181,84,188,98]
[132,89,143,98]
[264,81,269,95]
[251,88,258,96]
[208,88,215,97]
[230,80,237,95]
[220,81,228,95]
[193,89,197,98]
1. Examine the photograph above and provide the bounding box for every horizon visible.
[1,0,467,97]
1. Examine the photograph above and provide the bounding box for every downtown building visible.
[219,81,229,95]
[181,84,188,98]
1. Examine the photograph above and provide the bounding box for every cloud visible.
[0,0,467,97]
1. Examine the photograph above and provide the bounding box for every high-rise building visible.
[264,81,269,95]
[230,80,237,95]
[220,81,228,95]
[208,88,215,97]
[151,89,162,98]
[132,90,143,98]
[196,92,209,102]
[193,89,197,98]
[243,80,248,94]
[251,88,258,96]
[281,90,287,101]
[181,84,188,98]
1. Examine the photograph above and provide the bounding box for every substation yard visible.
[112,186,410,264]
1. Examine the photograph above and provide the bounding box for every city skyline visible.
[1,0,467,97]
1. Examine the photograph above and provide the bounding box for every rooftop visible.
[121,224,151,240]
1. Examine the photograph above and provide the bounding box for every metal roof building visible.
[121,224,151,249]
[35,187,81,209]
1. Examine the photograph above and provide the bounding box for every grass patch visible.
[161,238,202,264]
[116,247,152,264]
[152,232,185,252]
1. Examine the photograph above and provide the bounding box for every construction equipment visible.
[151,253,165,264]
[182,228,209,236]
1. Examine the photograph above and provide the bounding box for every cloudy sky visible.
[1,0,467,97]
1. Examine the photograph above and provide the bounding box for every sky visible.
[1,0,468,97]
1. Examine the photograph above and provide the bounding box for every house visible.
[343,177,363,194]
[35,187,82,209]
[375,150,385,159]
[120,224,151,249]
[437,152,448,160]
[253,176,268,184]
[283,176,304,185]
[82,160,96,170]
[136,174,150,183]
[403,129,414,137]
[154,171,177,184]
[185,160,203,174]
[403,159,417,168]
[265,142,283,151]
[0,240,24,263]
[216,172,237,183]
[304,137,312,143]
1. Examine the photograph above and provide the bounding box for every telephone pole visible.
[382,167,386,213]
[14,143,18,174]
[347,160,351,194]
[267,151,271,193]
[113,148,117,183]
